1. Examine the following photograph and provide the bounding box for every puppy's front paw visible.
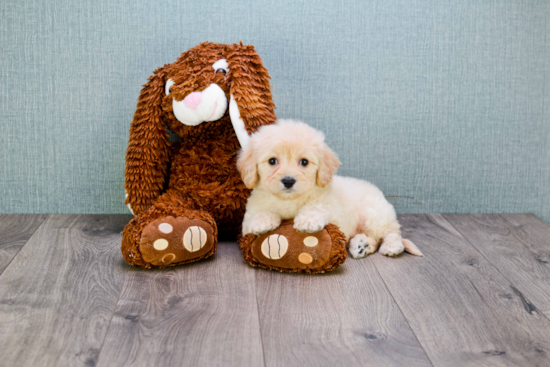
[349,234,378,259]
[246,213,281,236]
[294,212,326,233]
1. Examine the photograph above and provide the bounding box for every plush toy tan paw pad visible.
[139,216,215,266]
[239,220,347,274]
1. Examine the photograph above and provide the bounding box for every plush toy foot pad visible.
[239,220,347,274]
[140,216,216,267]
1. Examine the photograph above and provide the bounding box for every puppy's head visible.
[237,119,341,200]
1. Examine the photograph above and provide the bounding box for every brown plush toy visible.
[122,42,346,272]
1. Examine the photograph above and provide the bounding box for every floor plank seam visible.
[253,272,268,367]
[0,214,49,279]
[93,265,128,367]
[369,256,436,367]
[444,215,550,324]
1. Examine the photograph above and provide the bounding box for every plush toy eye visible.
[212,59,229,76]
[268,158,277,165]
[165,78,175,96]
[300,159,309,167]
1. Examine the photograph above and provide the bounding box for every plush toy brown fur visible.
[122,42,347,272]
[122,42,276,268]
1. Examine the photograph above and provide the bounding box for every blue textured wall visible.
[1,0,549,222]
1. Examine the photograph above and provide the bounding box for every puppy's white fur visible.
[237,119,422,258]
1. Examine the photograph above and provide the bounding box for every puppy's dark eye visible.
[300,159,309,167]
[216,68,227,75]
[268,158,277,165]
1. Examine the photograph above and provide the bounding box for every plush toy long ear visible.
[236,139,258,189]
[227,44,277,149]
[317,146,341,187]
[124,66,171,216]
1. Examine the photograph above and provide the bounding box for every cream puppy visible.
[237,119,422,258]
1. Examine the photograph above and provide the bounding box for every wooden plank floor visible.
[0,214,549,367]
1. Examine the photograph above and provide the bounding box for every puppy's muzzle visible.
[281,177,296,189]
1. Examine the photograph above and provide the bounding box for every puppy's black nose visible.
[281,177,296,189]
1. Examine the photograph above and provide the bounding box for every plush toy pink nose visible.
[183,92,202,110]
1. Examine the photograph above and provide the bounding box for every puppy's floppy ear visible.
[124,65,171,216]
[317,145,341,187]
[227,44,277,147]
[237,140,258,189]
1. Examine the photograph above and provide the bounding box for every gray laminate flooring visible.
[0,214,549,367]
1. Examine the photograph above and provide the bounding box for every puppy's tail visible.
[402,239,423,256]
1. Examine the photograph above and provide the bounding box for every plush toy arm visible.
[124,67,170,216]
